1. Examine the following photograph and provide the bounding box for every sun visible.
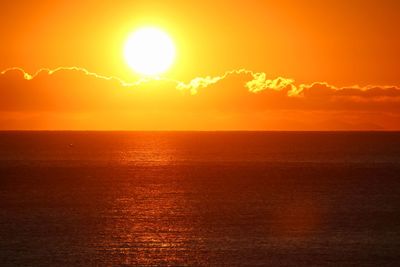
[124,27,176,76]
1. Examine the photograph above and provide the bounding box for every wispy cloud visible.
[1,66,400,130]
[1,67,144,87]
[3,66,399,98]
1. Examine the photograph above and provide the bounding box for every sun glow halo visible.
[124,27,176,76]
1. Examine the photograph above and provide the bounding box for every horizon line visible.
[0,130,399,133]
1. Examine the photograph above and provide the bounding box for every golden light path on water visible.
[97,133,323,265]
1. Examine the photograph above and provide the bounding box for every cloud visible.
[245,73,296,94]
[1,67,400,130]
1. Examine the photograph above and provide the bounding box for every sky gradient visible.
[1,0,400,130]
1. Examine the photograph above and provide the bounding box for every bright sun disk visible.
[124,27,176,76]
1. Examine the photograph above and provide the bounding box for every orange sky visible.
[1,0,400,130]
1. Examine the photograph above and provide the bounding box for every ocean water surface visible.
[0,132,399,266]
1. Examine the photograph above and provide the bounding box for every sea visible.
[0,132,399,266]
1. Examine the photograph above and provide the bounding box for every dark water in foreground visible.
[0,132,399,266]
